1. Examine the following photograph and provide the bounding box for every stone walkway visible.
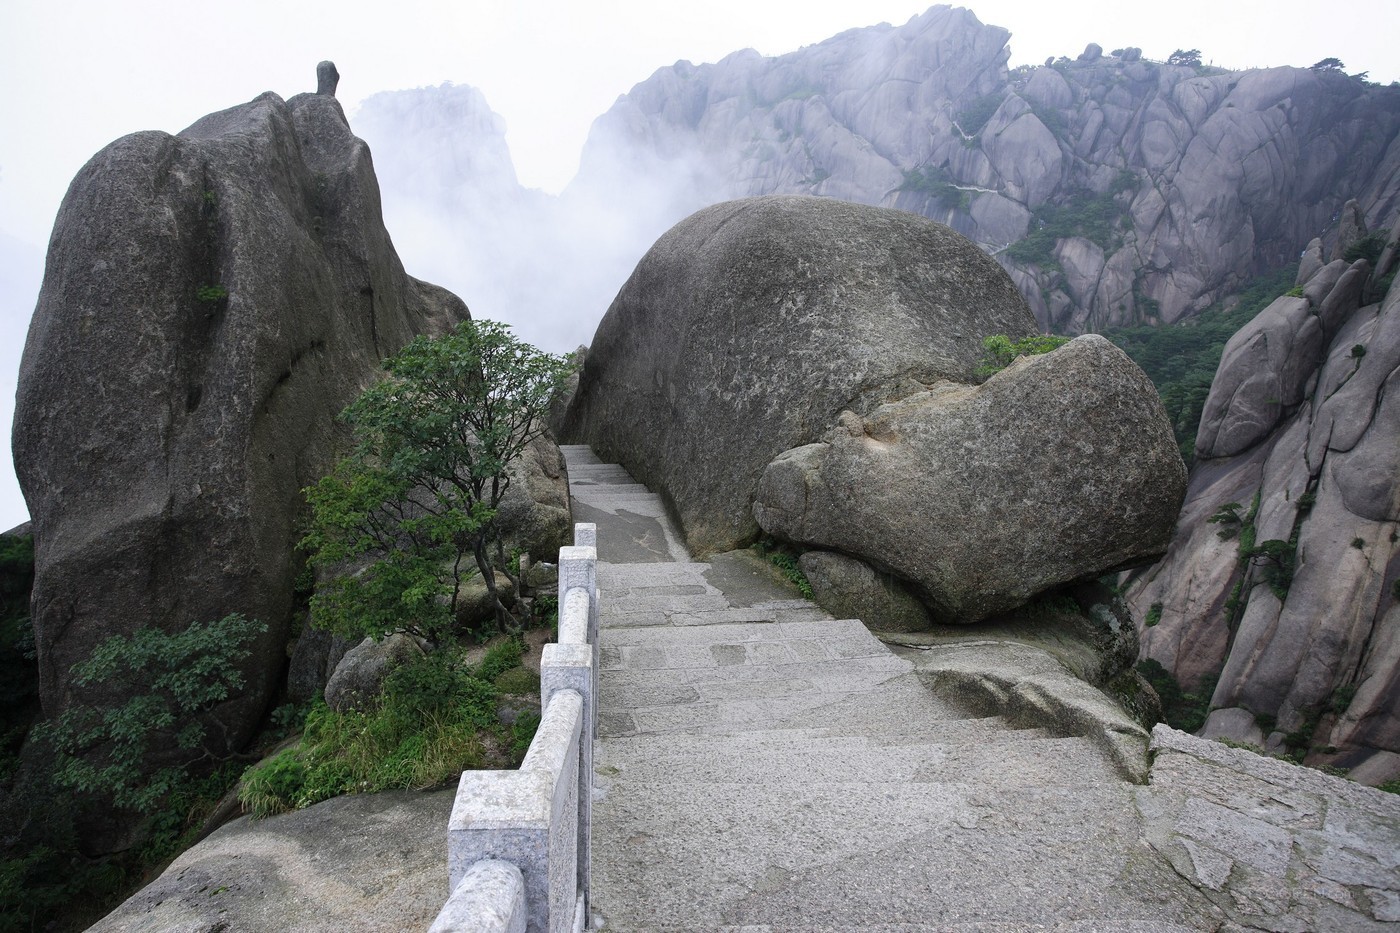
[563,446,1223,932]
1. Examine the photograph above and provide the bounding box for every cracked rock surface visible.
[1126,234,1400,781]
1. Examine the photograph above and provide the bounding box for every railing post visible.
[435,522,599,933]
[551,525,598,916]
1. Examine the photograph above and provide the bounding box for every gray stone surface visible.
[90,790,455,932]
[566,7,1400,333]
[11,85,465,816]
[323,633,420,712]
[315,60,340,97]
[754,335,1185,624]
[569,446,1223,931]
[496,431,573,562]
[560,195,1036,557]
[798,550,932,634]
[1139,725,1400,931]
[429,859,526,933]
[1127,249,1400,777]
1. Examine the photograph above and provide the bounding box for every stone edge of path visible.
[884,633,1152,783]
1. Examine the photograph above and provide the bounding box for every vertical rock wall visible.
[12,87,466,778]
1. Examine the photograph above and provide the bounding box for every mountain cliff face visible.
[1124,216,1400,783]
[12,82,466,850]
[575,5,1400,333]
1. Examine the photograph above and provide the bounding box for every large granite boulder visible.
[560,194,1037,556]
[754,335,1186,623]
[11,79,465,796]
[89,789,454,932]
[1126,249,1400,782]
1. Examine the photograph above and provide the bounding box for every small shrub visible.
[755,547,814,600]
[975,333,1070,379]
[1247,539,1296,600]
[238,647,524,818]
[1351,344,1367,359]
[478,636,527,682]
[509,711,542,763]
[1379,779,1400,794]
[1144,602,1163,627]
[956,92,1005,135]
[494,666,539,696]
[1207,502,1244,539]
[1330,684,1357,714]
[1352,537,1366,549]
[1285,285,1305,297]
[38,613,266,815]
[1342,232,1387,265]
[195,285,228,303]
[1136,658,1216,733]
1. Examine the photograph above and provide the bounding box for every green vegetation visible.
[752,542,814,599]
[1168,49,1202,67]
[0,535,36,781]
[1343,232,1388,265]
[239,641,536,817]
[956,92,1004,135]
[975,333,1070,380]
[1136,658,1216,732]
[897,164,970,211]
[302,319,574,640]
[1004,182,1132,268]
[37,613,266,815]
[250,320,570,821]
[195,285,227,303]
[1105,265,1297,463]
[4,616,264,932]
[1144,602,1163,627]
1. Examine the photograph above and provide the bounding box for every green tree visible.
[1167,49,1202,67]
[37,613,265,815]
[302,319,574,640]
[1310,57,1345,73]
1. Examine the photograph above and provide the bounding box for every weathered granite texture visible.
[571,7,1400,332]
[1139,725,1400,931]
[12,81,466,809]
[798,550,932,634]
[1126,249,1400,780]
[754,335,1185,623]
[89,790,455,932]
[560,194,1036,557]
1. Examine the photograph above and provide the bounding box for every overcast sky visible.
[1,0,1396,529]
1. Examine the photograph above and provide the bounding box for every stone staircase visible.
[562,446,1219,931]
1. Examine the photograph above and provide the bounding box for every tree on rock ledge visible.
[302,320,574,640]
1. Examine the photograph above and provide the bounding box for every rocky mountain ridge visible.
[355,4,1400,342]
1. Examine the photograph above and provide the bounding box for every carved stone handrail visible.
[430,523,598,933]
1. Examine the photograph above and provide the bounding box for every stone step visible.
[597,732,1112,787]
[590,775,1163,932]
[558,444,603,465]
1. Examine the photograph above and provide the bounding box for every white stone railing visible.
[430,523,598,933]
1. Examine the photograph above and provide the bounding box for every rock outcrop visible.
[349,8,1400,347]
[754,335,1185,623]
[90,789,454,932]
[1125,233,1400,780]
[12,79,466,794]
[573,6,1400,333]
[559,194,1037,556]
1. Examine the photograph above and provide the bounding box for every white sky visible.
[0,0,1396,528]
